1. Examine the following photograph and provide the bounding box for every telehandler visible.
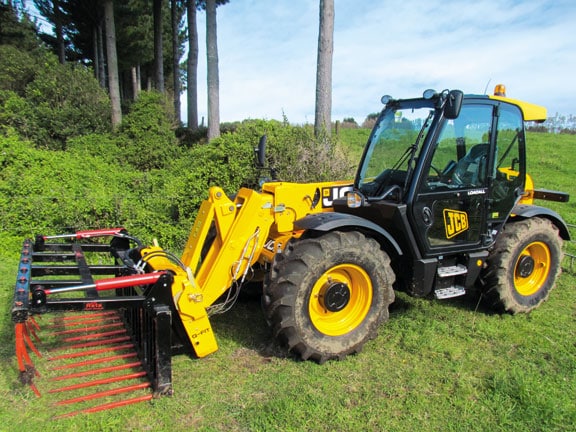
[11,85,569,415]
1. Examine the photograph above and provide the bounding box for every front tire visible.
[481,218,563,313]
[263,231,395,363]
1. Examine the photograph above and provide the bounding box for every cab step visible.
[434,285,466,299]
[437,264,468,278]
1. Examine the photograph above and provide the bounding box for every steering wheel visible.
[429,164,442,177]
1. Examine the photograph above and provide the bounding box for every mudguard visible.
[294,212,403,257]
[511,204,571,240]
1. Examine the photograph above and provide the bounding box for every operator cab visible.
[344,85,533,260]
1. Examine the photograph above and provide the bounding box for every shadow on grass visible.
[189,258,576,359]
[191,286,501,364]
[438,291,500,315]
[207,295,292,361]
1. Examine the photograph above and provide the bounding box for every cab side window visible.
[423,104,493,191]
[490,104,524,218]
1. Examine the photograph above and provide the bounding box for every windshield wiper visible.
[403,110,434,191]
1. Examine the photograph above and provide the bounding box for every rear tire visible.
[263,231,395,363]
[481,218,562,313]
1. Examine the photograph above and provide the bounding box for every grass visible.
[336,127,372,161]
[0,131,574,431]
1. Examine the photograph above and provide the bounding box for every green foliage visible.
[116,91,181,170]
[0,115,356,250]
[0,129,182,248]
[336,127,371,162]
[168,117,355,217]
[362,112,380,129]
[0,130,133,236]
[66,132,123,163]
[0,45,38,94]
[114,0,154,70]
[175,125,208,146]
[0,48,111,149]
[162,134,256,229]
[34,0,188,99]
[25,56,111,148]
[233,119,354,183]
[0,90,38,139]
[0,3,40,51]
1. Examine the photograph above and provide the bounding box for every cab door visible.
[411,103,495,256]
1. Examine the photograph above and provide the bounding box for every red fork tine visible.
[15,322,41,397]
[23,320,42,358]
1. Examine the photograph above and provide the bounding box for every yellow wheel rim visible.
[514,241,551,296]
[308,264,372,336]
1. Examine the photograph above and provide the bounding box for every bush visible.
[167,117,356,218]
[340,118,358,129]
[0,49,111,149]
[0,116,355,251]
[0,45,38,94]
[225,119,354,183]
[362,112,380,129]
[116,91,182,171]
[0,90,38,139]
[175,125,208,147]
[26,55,111,148]
[66,132,122,163]
[0,131,141,235]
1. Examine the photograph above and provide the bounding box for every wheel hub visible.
[322,282,350,312]
[517,255,535,278]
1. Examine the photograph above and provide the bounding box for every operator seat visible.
[452,143,489,187]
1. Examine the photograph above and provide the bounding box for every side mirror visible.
[444,90,463,119]
[255,135,267,167]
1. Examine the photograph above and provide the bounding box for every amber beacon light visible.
[494,84,507,96]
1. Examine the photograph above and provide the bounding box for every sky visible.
[188,0,576,125]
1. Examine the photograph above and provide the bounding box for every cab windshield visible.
[357,102,435,199]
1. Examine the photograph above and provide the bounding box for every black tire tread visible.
[481,217,562,314]
[263,231,395,363]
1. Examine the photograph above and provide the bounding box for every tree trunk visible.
[314,0,334,137]
[97,21,106,88]
[131,66,139,100]
[171,0,181,125]
[187,0,198,130]
[93,25,99,81]
[206,0,220,140]
[153,0,165,93]
[104,0,122,128]
[54,0,65,63]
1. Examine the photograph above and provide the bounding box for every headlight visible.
[346,191,364,208]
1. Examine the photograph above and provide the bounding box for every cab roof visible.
[487,95,547,122]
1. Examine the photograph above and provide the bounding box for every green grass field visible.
[0,132,574,431]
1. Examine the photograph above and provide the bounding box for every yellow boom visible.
[141,181,352,357]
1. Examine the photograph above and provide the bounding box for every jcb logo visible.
[443,209,469,239]
[322,185,353,208]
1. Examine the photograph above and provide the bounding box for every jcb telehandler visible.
[11,85,569,415]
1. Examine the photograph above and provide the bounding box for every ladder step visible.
[435,285,466,299]
[437,264,468,278]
